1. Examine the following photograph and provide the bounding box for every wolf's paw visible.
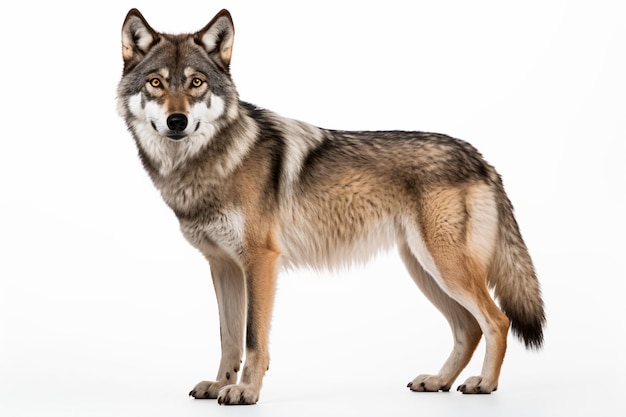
[189,380,227,399]
[217,383,259,405]
[457,376,497,394]
[407,374,451,392]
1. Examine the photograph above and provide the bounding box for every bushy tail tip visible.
[509,310,545,350]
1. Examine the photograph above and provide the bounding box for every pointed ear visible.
[121,9,159,71]
[195,9,235,71]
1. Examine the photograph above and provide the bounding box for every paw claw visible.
[216,383,259,405]
[457,376,495,394]
[408,375,451,392]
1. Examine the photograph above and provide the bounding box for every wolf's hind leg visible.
[403,185,509,394]
[400,244,482,392]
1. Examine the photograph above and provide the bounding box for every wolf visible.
[117,8,545,405]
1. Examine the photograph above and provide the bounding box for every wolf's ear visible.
[121,9,159,70]
[195,9,235,71]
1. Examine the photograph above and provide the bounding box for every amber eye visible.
[191,78,203,88]
[149,78,161,88]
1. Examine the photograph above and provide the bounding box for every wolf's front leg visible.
[217,247,279,405]
[189,256,246,399]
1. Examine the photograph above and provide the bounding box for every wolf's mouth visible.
[150,121,187,141]
[166,133,187,140]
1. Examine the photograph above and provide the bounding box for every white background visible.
[1,1,625,416]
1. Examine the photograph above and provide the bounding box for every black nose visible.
[166,113,188,132]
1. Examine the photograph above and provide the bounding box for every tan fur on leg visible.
[217,237,279,405]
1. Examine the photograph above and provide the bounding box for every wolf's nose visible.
[167,114,188,132]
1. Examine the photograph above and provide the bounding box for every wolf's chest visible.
[157,177,245,260]
[179,210,245,260]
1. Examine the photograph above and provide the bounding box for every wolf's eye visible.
[191,78,203,88]
[149,78,161,88]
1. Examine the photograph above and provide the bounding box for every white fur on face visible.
[189,97,226,139]
[139,95,225,141]
[124,92,227,176]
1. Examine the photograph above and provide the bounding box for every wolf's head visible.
[117,9,240,175]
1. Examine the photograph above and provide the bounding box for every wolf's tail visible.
[487,181,546,349]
